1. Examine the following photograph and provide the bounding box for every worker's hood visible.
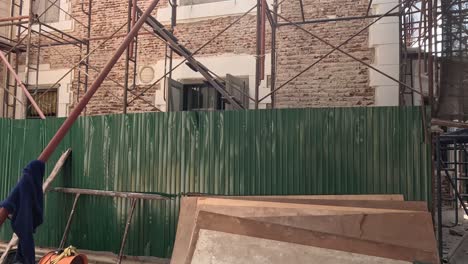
[0,159,45,230]
[22,160,46,192]
[0,160,45,264]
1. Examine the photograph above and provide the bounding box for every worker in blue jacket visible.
[0,160,45,264]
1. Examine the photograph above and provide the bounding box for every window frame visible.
[26,87,59,119]
[28,0,73,32]
[34,0,61,24]
[182,81,224,111]
[168,76,250,112]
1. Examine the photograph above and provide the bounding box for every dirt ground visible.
[441,208,468,262]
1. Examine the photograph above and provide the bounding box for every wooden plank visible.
[197,198,424,213]
[188,194,405,201]
[189,212,439,263]
[0,149,72,264]
[250,213,437,252]
[43,149,72,192]
[211,197,427,211]
[172,198,198,264]
[170,197,430,264]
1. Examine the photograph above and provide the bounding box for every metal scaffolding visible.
[0,0,91,118]
[0,0,465,124]
[0,0,466,261]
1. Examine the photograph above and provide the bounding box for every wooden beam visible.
[43,149,72,192]
[432,118,468,129]
[52,187,170,200]
[0,16,29,23]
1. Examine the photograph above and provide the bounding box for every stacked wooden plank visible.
[171,195,439,264]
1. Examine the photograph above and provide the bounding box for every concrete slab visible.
[191,229,411,264]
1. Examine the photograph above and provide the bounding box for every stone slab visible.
[191,229,411,264]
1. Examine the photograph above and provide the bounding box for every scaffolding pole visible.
[128,4,257,106]
[37,0,161,163]
[260,1,422,102]
[0,51,46,119]
[1,0,92,118]
[123,0,134,114]
[255,0,266,109]
[270,0,278,108]
[0,0,448,120]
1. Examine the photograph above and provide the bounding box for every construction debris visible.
[449,228,465,237]
[171,195,439,264]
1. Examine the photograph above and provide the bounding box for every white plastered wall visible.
[157,0,274,24]
[369,0,400,106]
[0,0,12,117]
[150,53,272,111]
[411,57,434,106]
[16,64,72,118]
[22,0,74,32]
[0,0,11,37]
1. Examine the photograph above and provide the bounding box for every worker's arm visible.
[0,207,9,226]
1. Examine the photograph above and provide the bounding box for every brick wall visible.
[69,0,265,115]
[2,0,374,116]
[275,0,373,107]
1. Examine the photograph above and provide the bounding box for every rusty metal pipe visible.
[255,0,261,109]
[129,0,138,58]
[117,199,137,264]
[84,31,151,41]
[260,0,266,79]
[0,51,46,119]
[0,15,29,23]
[427,0,434,107]
[0,21,29,28]
[37,0,160,163]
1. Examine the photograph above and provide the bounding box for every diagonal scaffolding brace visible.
[37,0,161,162]
[137,8,244,110]
[260,0,422,102]
[0,51,46,119]
[127,4,257,106]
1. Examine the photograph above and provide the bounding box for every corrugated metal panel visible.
[0,107,431,258]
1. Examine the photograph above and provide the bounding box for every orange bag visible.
[38,252,88,264]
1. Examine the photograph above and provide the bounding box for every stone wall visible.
[275,0,373,107]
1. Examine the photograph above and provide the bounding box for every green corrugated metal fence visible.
[0,107,431,258]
